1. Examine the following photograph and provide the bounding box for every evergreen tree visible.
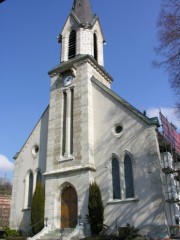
[31,181,45,235]
[88,182,104,235]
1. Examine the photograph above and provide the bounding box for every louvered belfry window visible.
[93,33,98,61]
[68,30,76,59]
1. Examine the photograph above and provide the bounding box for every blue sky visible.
[0,0,178,179]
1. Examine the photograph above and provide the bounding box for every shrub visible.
[2,226,20,239]
[133,237,147,240]
[31,181,45,235]
[118,223,140,240]
[87,182,104,235]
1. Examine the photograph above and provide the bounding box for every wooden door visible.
[61,186,77,228]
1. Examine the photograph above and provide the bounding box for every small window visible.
[114,124,123,136]
[68,30,76,60]
[32,145,39,157]
[93,33,98,61]
[115,125,123,134]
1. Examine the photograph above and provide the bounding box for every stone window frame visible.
[23,168,42,210]
[113,123,124,138]
[108,151,137,204]
[60,86,75,161]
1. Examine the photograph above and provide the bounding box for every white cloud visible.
[146,107,180,130]
[0,155,14,172]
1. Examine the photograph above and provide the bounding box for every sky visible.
[0,0,179,180]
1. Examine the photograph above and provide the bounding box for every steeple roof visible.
[71,0,93,25]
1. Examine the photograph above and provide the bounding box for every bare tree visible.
[0,178,12,195]
[155,0,180,115]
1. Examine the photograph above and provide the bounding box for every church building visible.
[10,0,180,239]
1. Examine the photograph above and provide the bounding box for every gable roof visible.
[13,106,49,160]
[91,76,160,127]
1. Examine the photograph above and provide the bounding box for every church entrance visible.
[61,185,77,228]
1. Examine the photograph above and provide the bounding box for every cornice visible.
[43,164,96,177]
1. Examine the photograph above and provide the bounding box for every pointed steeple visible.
[59,0,105,66]
[72,0,93,25]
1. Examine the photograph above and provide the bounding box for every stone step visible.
[37,228,74,240]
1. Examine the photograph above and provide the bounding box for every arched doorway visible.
[61,185,77,228]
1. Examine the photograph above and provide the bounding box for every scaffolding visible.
[158,112,180,237]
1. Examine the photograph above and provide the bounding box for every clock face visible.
[64,75,73,86]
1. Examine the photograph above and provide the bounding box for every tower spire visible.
[72,0,93,25]
[59,0,105,66]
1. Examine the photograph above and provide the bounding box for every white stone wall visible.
[10,108,49,230]
[76,28,93,56]
[44,170,92,229]
[91,82,168,238]
[92,20,104,66]
[60,16,71,62]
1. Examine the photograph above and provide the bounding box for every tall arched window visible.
[62,91,67,156]
[70,88,74,155]
[124,155,134,198]
[93,33,98,61]
[28,171,33,207]
[68,30,76,59]
[112,157,121,199]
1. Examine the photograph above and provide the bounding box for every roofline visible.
[13,106,49,160]
[91,15,106,42]
[48,54,113,83]
[91,76,160,127]
[59,13,106,42]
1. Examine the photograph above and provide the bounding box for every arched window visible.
[124,155,134,198]
[62,91,67,156]
[28,171,33,207]
[68,30,76,59]
[93,33,98,61]
[70,88,74,155]
[112,157,121,199]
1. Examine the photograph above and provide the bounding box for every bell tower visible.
[58,0,105,66]
[45,1,112,228]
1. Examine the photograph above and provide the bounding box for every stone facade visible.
[10,1,179,239]
[10,108,49,229]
